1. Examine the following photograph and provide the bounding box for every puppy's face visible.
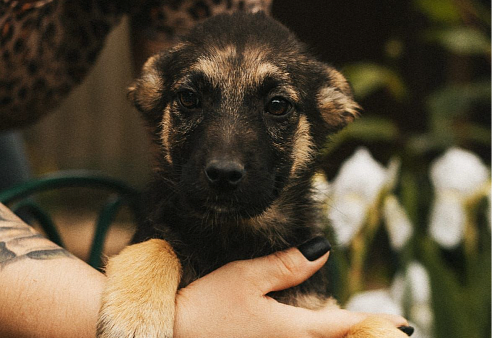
[130,13,359,219]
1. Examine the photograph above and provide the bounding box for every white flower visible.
[429,192,466,248]
[327,147,399,246]
[345,289,403,316]
[487,189,491,230]
[431,148,489,195]
[346,262,433,338]
[383,195,413,250]
[429,148,490,248]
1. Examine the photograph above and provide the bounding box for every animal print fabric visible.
[0,0,271,130]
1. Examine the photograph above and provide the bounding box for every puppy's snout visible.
[204,159,245,189]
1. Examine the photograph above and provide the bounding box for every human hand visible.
[174,241,409,338]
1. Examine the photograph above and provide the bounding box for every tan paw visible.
[97,239,182,338]
[345,317,411,338]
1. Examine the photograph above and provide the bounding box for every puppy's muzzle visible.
[204,159,245,190]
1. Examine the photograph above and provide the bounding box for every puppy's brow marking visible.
[192,46,288,93]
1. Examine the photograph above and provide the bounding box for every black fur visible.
[130,12,358,306]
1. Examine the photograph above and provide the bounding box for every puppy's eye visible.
[178,90,200,109]
[265,97,292,116]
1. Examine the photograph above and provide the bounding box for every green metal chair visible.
[0,170,141,269]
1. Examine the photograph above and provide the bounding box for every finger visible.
[249,236,331,294]
[373,313,409,328]
[265,304,366,338]
[275,306,409,338]
[314,308,410,337]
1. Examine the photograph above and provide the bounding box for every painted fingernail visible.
[398,326,414,336]
[298,236,331,261]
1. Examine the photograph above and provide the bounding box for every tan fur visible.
[326,67,353,95]
[290,115,315,177]
[317,67,361,129]
[192,46,299,106]
[317,86,361,128]
[97,239,182,338]
[128,56,163,112]
[345,317,409,338]
[160,106,173,165]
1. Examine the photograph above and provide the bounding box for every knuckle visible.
[272,251,303,278]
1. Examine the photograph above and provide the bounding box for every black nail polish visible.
[298,236,331,261]
[398,326,414,336]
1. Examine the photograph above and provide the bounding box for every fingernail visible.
[298,236,331,261]
[398,326,414,336]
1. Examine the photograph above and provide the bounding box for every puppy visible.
[97,12,408,338]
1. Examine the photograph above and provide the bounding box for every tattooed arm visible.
[0,203,105,338]
[0,204,408,338]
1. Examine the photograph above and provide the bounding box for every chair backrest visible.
[0,170,141,269]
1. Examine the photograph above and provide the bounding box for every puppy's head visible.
[130,12,360,218]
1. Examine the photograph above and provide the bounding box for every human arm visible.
[0,203,105,338]
[0,203,408,338]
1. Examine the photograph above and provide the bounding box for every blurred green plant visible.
[320,0,491,337]
[326,0,491,158]
[320,147,490,338]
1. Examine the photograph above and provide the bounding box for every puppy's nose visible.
[204,160,245,189]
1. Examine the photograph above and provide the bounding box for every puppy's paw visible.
[345,317,412,338]
[97,239,182,338]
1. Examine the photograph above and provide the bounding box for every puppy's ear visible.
[128,55,164,115]
[316,65,361,132]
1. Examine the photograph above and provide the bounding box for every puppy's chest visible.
[173,234,281,287]
[168,220,321,289]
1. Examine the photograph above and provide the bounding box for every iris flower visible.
[326,148,411,249]
[429,148,490,248]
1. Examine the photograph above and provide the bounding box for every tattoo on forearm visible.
[0,204,73,268]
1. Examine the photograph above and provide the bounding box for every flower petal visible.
[430,147,489,196]
[383,195,413,250]
[406,262,432,304]
[429,192,466,248]
[331,147,388,203]
[345,289,403,316]
[328,194,367,246]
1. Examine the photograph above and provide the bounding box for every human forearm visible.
[0,204,105,338]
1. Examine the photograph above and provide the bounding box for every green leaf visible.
[425,27,491,56]
[343,63,408,100]
[463,123,492,146]
[420,239,473,338]
[426,80,490,142]
[323,117,399,154]
[414,0,461,24]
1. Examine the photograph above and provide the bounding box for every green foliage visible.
[327,0,491,337]
[414,0,462,24]
[425,27,491,55]
[343,63,408,100]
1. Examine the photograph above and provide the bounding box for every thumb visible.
[250,236,331,295]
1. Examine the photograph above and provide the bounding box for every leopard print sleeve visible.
[0,0,124,129]
[0,0,272,130]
